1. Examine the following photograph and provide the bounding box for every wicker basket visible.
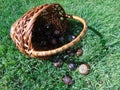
[10,4,87,59]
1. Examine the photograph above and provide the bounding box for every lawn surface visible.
[0,0,120,90]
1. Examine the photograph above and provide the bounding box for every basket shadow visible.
[88,26,106,48]
[78,26,108,64]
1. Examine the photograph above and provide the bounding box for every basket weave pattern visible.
[10,4,87,59]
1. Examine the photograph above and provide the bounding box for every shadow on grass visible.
[88,26,109,50]
[88,26,106,48]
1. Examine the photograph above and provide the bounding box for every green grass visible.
[0,0,120,90]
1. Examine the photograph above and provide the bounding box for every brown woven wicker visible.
[10,3,87,59]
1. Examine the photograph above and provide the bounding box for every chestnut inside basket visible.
[10,4,87,59]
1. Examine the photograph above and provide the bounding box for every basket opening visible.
[31,15,64,51]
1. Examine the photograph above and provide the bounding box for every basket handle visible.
[26,15,88,57]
